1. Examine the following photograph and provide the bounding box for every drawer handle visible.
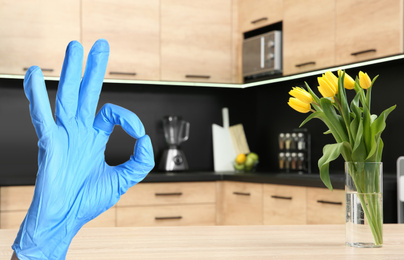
[351,49,376,56]
[109,71,137,76]
[155,216,182,220]
[251,17,268,24]
[317,200,343,206]
[155,192,183,196]
[271,195,292,200]
[23,67,54,72]
[295,61,316,68]
[185,74,211,79]
[233,191,251,196]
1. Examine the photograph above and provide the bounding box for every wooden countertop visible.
[1,224,403,259]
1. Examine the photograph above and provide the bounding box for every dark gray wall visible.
[1,58,403,181]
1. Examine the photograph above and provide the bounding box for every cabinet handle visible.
[109,71,137,76]
[251,17,268,24]
[23,67,54,72]
[155,216,182,220]
[185,74,211,79]
[295,61,316,68]
[233,191,251,196]
[155,192,183,196]
[317,200,343,206]
[271,195,292,200]
[351,49,377,56]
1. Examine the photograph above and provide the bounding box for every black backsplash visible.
[1,58,403,181]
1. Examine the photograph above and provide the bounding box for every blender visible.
[159,116,190,171]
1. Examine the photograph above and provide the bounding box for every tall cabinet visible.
[0,0,80,77]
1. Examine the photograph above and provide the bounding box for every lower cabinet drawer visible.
[307,187,345,224]
[263,184,307,225]
[116,204,216,227]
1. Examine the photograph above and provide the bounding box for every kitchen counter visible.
[0,170,348,189]
[1,224,403,259]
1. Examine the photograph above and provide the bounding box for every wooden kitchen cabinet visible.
[116,182,217,227]
[263,184,306,225]
[0,186,116,228]
[238,0,283,33]
[217,181,263,225]
[283,0,335,75]
[335,0,404,65]
[306,187,345,224]
[160,0,233,83]
[81,0,160,81]
[0,0,80,77]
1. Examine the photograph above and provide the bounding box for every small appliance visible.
[159,116,190,171]
[242,30,282,81]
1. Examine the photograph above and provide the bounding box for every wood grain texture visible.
[283,0,335,75]
[0,0,80,76]
[81,0,160,80]
[117,182,216,207]
[238,0,283,33]
[217,181,263,225]
[307,187,345,224]
[335,0,404,65]
[263,184,307,225]
[2,225,404,259]
[160,0,233,83]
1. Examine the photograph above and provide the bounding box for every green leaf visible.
[299,111,323,128]
[366,105,396,161]
[305,82,321,105]
[318,142,351,191]
[323,130,332,135]
[320,98,348,142]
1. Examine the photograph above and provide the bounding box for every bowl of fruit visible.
[233,152,259,173]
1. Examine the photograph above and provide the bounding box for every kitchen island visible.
[0,224,403,259]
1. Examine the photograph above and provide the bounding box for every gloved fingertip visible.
[91,39,110,53]
[23,66,42,88]
[66,40,83,54]
[133,135,155,169]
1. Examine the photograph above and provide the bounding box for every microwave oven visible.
[242,30,282,80]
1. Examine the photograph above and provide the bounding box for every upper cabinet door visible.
[336,0,404,65]
[161,0,233,83]
[82,0,160,81]
[238,0,283,33]
[283,0,335,75]
[0,0,80,77]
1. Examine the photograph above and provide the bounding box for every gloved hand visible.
[12,39,155,260]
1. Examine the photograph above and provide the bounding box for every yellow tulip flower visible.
[288,97,311,113]
[338,70,355,90]
[289,87,313,104]
[359,71,372,89]
[317,72,338,98]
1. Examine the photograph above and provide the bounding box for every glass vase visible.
[345,162,383,248]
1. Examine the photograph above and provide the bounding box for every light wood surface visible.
[335,0,404,65]
[263,184,306,225]
[217,181,263,225]
[1,225,403,259]
[283,0,335,75]
[117,182,216,207]
[160,0,233,83]
[307,187,345,224]
[238,0,283,33]
[81,0,160,80]
[0,0,80,77]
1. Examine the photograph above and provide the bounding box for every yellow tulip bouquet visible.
[288,70,396,246]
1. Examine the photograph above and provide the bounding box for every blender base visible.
[159,148,189,171]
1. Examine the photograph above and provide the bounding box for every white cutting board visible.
[212,108,236,172]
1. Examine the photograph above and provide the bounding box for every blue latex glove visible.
[12,39,155,259]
